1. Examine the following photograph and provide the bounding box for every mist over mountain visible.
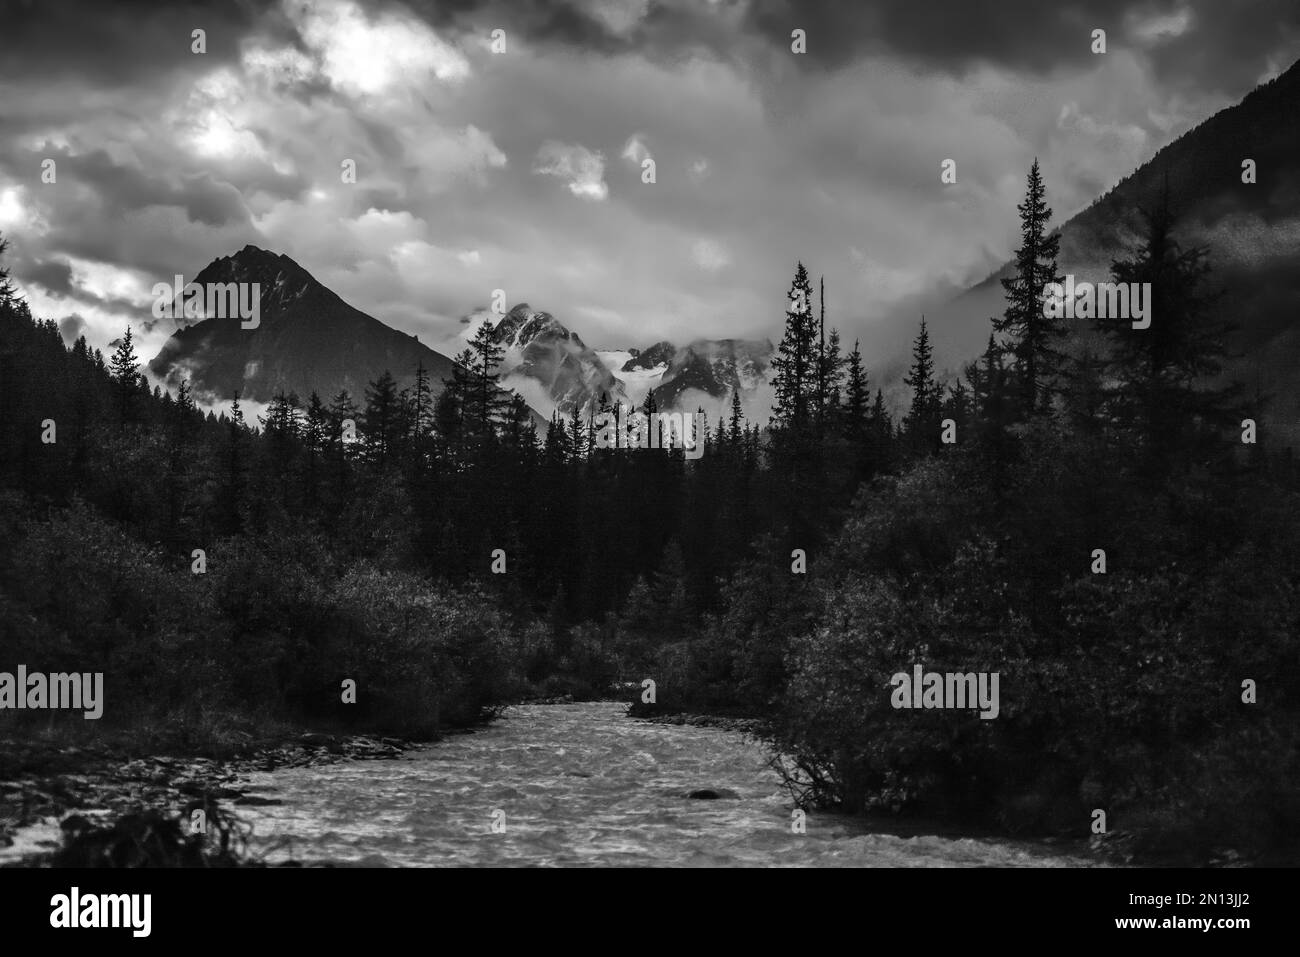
[623,342,675,373]
[148,246,774,428]
[149,54,1300,441]
[458,308,775,423]
[487,303,628,418]
[910,59,1300,442]
[647,338,774,412]
[456,59,1300,433]
[148,246,543,423]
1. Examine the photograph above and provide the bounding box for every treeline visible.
[0,223,909,713]
[2,148,1298,860]
[643,162,1300,862]
[0,239,529,742]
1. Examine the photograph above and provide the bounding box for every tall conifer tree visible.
[994,159,1064,415]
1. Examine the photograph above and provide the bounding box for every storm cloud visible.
[0,0,1295,376]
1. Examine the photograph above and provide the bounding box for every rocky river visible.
[2,702,1100,867]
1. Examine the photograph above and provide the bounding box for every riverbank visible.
[229,701,1102,867]
[623,702,1259,868]
[0,726,423,865]
[627,702,1129,862]
[3,701,1258,868]
[629,709,769,737]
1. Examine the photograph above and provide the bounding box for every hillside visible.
[149,246,468,409]
[923,59,1300,442]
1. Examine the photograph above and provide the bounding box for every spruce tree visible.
[544,411,570,462]
[445,348,476,451]
[1099,186,1238,466]
[568,408,587,459]
[637,390,658,449]
[468,321,508,437]
[843,339,869,436]
[944,380,971,430]
[823,327,845,418]
[164,380,197,545]
[0,233,15,303]
[965,333,1012,443]
[410,360,433,443]
[903,316,938,442]
[109,326,140,426]
[728,388,745,443]
[259,390,301,516]
[327,389,359,503]
[433,381,462,454]
[362,371,401,471]
[504,394,539,476]
[870,389,890,432]
[769,262,818,430]
[263,390,302,437]
[994,159,1064,416]
[696,405,710,450]
[304,391,328,508]
[816,275,827,419]
[221,392,247,533]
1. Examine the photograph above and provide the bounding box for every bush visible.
[0,503,521,742]
[768,445,1300,858]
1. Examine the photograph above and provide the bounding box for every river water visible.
[235,702,1096,867]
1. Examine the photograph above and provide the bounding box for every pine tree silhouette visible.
[994,159,1064,416]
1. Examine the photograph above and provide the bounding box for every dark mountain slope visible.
[148,246,539,424]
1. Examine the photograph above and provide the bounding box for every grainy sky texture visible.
[0,0,1296,363]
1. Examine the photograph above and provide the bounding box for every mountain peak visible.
[491,303,582,351]
[149,247,453,407]
[623,340,674,371]
[226,243,295,269]
[649,337,773,409]
[185,245,322,318]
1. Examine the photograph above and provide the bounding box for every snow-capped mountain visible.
[592,343,670,405]
[487,303,629,417]
[647,338,774,410]
[150,246,773,426]
[622,341,676,372]
[148,246,540,425]
[487,309,777,419]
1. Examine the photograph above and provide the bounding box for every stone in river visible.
[686,788,739,800]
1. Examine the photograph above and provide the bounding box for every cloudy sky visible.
[1,0,1297,369]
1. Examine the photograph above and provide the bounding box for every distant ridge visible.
[922,58,1300,443]
[149,246,543,425]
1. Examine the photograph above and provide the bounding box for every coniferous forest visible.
[2,152,1298,865]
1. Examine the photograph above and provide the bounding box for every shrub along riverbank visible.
[627,423,1300,866]
[0,493,521,747]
